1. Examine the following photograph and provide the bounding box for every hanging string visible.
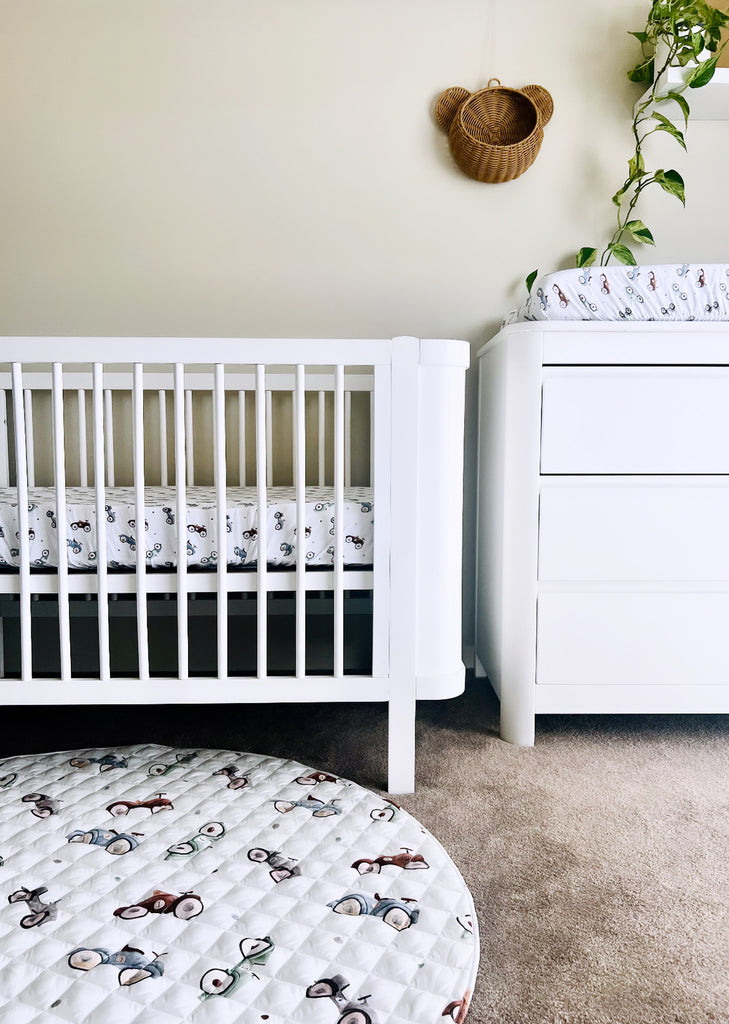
[479,0,497,87]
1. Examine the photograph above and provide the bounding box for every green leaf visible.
[629,30,648,43]
[624,219,656,245]
[687,56,718,88]
[628,151,646,179]
[526,269,538,294]
[575,247,597,269]
[612,187,626,207]
[627,58,654,83]
[654,168,686,205]
[608,243,638,266]
[651,111,687,149]
[665,90,690,126]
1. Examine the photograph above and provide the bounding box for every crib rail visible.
[0,339,397,695]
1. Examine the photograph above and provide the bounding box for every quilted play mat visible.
[0,744,478,1024]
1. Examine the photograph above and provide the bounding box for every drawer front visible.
[536,592,729,686]
[539,479,729,582]
[541,367,729,473]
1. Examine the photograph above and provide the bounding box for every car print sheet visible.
[0,744,478,1023]
[503,263,729,324]
[0,486,374,570]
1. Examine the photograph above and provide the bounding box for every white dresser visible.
[476,321,729,744]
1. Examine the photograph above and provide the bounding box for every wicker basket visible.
[435,79,553,183]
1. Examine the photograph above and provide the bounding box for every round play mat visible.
[0,744,478,1023]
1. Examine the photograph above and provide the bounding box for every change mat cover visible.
[0,744,478,1024]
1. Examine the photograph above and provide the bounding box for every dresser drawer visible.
[541,368,729,473]
[538,479,729,582]
[536,592,729,686]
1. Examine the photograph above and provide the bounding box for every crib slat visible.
[266,389,273,486]
[12,366,32,680]
[238,390,246,486]
[174,364,188,680]
[158,390,168,486]
[185,390,195,486]
[318,390,325,485]
[256,364,268,677]
[371,364,391,679]
[334,364,345,679]
[24,390,35,487]
[92,364,110,681]
[77,389,88,487]
[53,366,72,680]
[295,364,306,678]
[133,363,149,680]
[0,391,9,488]
[104,389,115,487]
[214,364,228,677]
[345,389,352,488]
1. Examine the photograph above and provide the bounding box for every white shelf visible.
[637,63,729,121]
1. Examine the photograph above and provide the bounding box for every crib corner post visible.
[386,336,421,795]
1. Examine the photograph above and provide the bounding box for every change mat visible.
[0,744,478,1024]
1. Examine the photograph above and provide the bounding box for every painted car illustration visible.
[147,750,197,776]
[351,847,429,875]
[212,764,250,790]
[199,936,274,999]
[66,828,142,855]
[443,991,471,1022]
[114,890,203,920]
[327,892,419,931]
[0,772,17,788]
[67,945,166,986]
[247,847,301,883]
[106,793,173,816]
[69,753,128,772]
[22,792,62,818]
[306,975,379,1024]
[273,794,342,818]
[67,538,82,554]
[295,770,343,787]
[188,523,208,536]
[8,885,60,929]
[70,520,92,532]
[166,821,225,859]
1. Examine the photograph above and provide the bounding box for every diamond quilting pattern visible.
[0,744,479,1023]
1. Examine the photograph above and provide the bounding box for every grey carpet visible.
[4,678,729,1023]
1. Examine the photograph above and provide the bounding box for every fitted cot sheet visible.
[504,264,729,324]
[0,486,374,570]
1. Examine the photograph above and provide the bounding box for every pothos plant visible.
[527,0,729,292]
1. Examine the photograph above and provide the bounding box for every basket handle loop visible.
[486,77,501,88]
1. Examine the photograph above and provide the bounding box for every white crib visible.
[0,336,469,793]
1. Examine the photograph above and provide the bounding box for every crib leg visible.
[387,687,416,794]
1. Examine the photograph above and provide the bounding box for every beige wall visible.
[1,0,728,647]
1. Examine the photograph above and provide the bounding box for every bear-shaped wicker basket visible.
[435,78,553,183]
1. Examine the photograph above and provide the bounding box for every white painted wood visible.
[387,337,420,793]
[344,389,352,488]
[12,366,32,680]
[334,364,345,678]
[255,364,268,678]
[185,390,195,486]
[266,390,273,486]
[214,364,228,677]
[371,364,391,680]
[158,390,168,486]
[295,365,306,678]
[104,390,115,486]
[369,389,374,487]
[24,390,35,487]
[537,592,729,686]
[540,478,729,582]
[0,391,8,488]
[536,683,729,715]
[238,390,246,486]
[318,390,325,485]
[542,367,729,474]
[174,364,188,680]
[92,364,110,681]
[133,363,149,680]
[52,365,71,680]
[77,389,88,487]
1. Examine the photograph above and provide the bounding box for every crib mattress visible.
[504,263,729,324]
[0,743,478,1023]
[0,487,374,570]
